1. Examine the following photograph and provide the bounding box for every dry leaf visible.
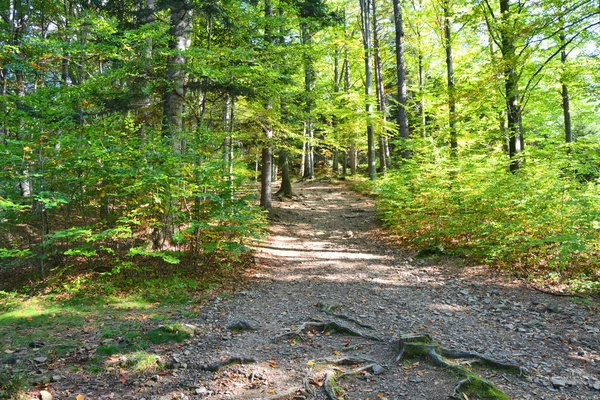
[76,394,85,400]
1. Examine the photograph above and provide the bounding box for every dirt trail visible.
[38,179,600,399]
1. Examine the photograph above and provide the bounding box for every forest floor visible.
[4,178,600,400]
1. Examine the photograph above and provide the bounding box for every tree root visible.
[312,355,380,366]
[323,370,343,400]
[197,357,257,372]
[396,334,518,400]
[316,302,375,330]
[338,363,382,380]
[274,320,381,342]
[441,348,525,375]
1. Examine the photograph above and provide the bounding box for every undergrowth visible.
[359,144,600,294]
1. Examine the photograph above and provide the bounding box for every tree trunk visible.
[443,0,457,156]
[560,27,572,143]
[162,0,193,153]
[302,22,315,180]
[260,0,274,208]
[500,0,523,172]
[372,0,386,174]
[349,144,357,175]
[392,0,409,158]
[276,149,293,197]
[359,0,376,180]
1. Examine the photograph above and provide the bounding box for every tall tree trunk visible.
[349,144,357,175]
[500,0,522,172]
[302,22,315,179]
[359,0,376,180]
[372,0,386,174]
[560,26,572,143]
[443,0,457,156]
[260,0,274,208]
[392,0,409,158]
[162,0,193,153]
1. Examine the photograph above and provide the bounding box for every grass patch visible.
[123,351,163,372]
[146,324,192,344]
[95,344,121,357]
[0,367,27,400]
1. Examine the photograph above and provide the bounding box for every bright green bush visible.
[376,143,600,288]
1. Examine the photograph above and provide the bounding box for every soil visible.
[21,179,600,399]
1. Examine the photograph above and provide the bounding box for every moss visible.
[457,373,511,400]
[146,324,192,344]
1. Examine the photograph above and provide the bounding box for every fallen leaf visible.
[76,395,85,400]
[119,375,126,384]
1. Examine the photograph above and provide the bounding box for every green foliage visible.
[0,367,27,400]
[375,143,600,289]
[146,324,192,344]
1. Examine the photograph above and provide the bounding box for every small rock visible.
[51,375,62,382]
[195,387,208,395]
[545,302,561,313]
[33,356,48,363]
[592,382,600,390]
[343,231,354,239]
[372,364,385,375]
[550,377,566,388]
[39,390,53,400]
[226,321,256,331]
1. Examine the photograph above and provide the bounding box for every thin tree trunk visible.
[392,0,409,158]
[560,26,572,143]
[443,0,457,156]
[349,144,356,175]
[359,0,376,180]
[372,0,386,174]
[302,22,315,179]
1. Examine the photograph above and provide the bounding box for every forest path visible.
[184,179,599,400]
[41,179,599,400]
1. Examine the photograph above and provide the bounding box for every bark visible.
[500,0,523,172]
[443,0,457,156]
[349,144,356,175]
[260,0,274,208]
[276,149,293,197]
[359,0,376,180]
[560,27,572,143]
[392,0,409,158]
[372,0,386,174]
[302,22,315,179]
[162,0,193,153]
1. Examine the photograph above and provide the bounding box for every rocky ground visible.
[19,179,600,399]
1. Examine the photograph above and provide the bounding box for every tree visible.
[392,0,409,158]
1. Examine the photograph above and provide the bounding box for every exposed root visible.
[197,357,257,372]
[396,334,515,400]
[312,356,379,366]
[323,370,343,400]
[274,320,381,342]
[338,363,382,380]
[441,348,525,375]
[316,302,375,330]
